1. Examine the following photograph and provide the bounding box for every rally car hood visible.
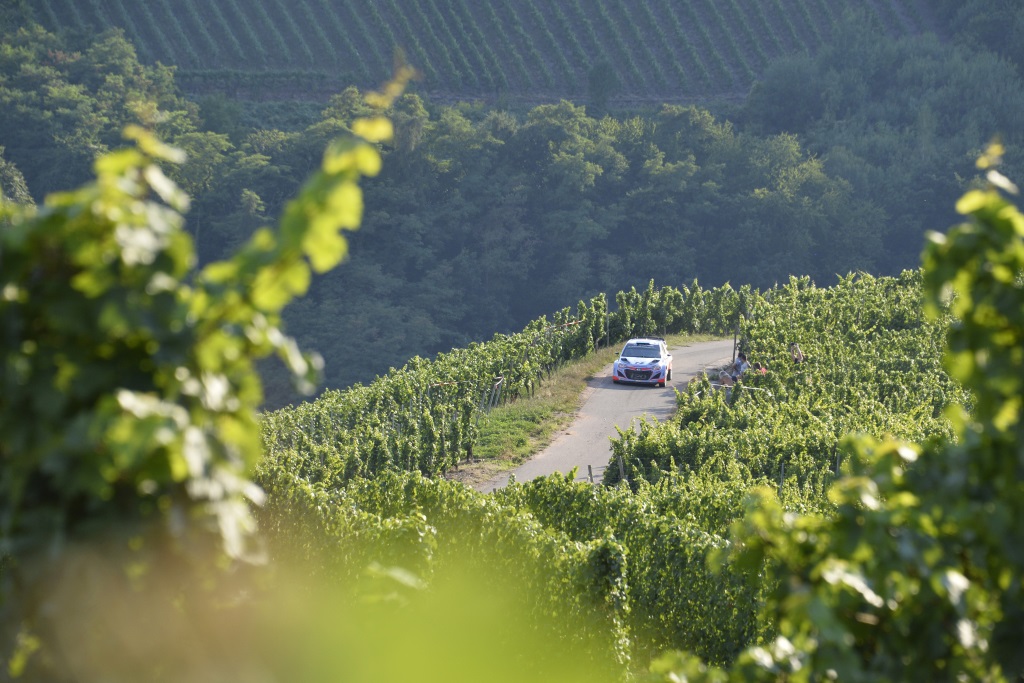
[619,356,660,365]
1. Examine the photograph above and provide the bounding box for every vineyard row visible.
[29,0,935,98]
[258,279,747,486]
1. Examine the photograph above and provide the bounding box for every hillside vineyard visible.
[253,269,972,670]
[30,0,939,102]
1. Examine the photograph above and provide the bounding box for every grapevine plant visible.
[646,145,1024,680]
[0,70,414,678]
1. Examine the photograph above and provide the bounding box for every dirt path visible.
[477,338,735,491]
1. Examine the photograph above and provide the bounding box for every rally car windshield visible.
[621,345,661,358]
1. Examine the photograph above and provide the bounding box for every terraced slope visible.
[28,0,941,103]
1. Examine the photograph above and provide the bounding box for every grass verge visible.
[444,333,725,487]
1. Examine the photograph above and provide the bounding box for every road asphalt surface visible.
[478,338,736,491]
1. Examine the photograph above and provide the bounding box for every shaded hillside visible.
[27,0,941,104]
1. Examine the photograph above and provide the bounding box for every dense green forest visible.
[3,5,1023,407]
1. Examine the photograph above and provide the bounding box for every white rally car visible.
[611,337,672,387]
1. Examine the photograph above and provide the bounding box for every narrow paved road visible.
[478,339,735,491]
